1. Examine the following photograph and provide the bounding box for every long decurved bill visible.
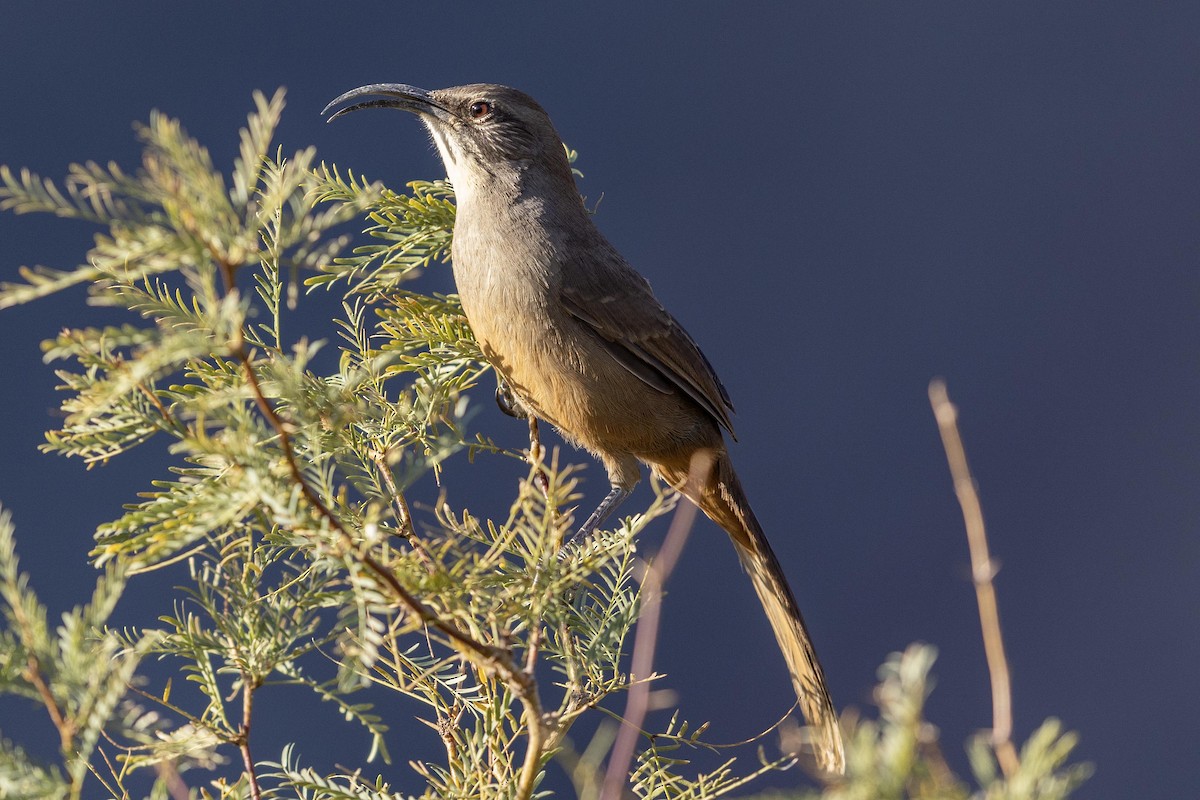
[322,83,452,123]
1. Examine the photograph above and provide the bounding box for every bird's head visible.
[323,83,574,202]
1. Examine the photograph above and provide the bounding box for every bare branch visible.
[928,379,1020,778]
[601,449,712,800]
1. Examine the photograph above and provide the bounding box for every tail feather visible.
[658,451,845,775]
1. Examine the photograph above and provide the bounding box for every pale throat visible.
[426,124,477,208]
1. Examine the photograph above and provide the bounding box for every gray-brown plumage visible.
[324,83,845,775]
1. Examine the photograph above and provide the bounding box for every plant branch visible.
[135,381,179,429]
[26,653,74,752]
[928,379,1020,778]
[236,332,536,686]
[236,675,262,800]
[218,263,548,800]
[600,450,710,800]
[371,449,435,572]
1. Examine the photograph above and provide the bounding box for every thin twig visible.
[10,581,75,752]
[371,449,436,572]
[600,450,712,800]
[26,654,74,751]
[928,380,1020,778]
[237,676,262,800]
[125,683,206,729]
[91,745,123,798]
[135,381,181,430]
[98,727,189,799]
[524,612,543,677]
[436,700,463,765]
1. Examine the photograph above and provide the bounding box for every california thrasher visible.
[324,83,845,774]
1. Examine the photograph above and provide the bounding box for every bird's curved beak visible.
[322,84,454,123]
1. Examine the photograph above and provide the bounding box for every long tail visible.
[657,450,845,775]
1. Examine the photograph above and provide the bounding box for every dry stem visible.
[600,450,712,800]
[928,379,1020,778]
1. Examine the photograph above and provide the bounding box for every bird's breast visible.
[451,225,565,405]
[450,206,697,457]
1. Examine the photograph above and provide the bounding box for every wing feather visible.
[559,274,737,438]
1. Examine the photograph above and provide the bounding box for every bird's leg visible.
[496,378,550,496]
[495,379,529,419]
[569,455,641,543]
[527,416,550,498]
[561,483,631,609]
[569,484,632,543]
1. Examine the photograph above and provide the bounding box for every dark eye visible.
[469,101,492,119]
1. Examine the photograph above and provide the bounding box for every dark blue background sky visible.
[2,3,1197,797]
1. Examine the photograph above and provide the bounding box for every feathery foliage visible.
[750,645,1092,800]
[0,90,1088,800]
[0,90,799,800]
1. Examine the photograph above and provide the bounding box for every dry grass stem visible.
[928,379,1020,778]
[600,449,714,800]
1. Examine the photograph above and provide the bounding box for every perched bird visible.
[325,83,845,774]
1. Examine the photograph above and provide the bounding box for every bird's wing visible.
[559,251,736,437]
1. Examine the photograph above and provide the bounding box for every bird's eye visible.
[469,101,492,119]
